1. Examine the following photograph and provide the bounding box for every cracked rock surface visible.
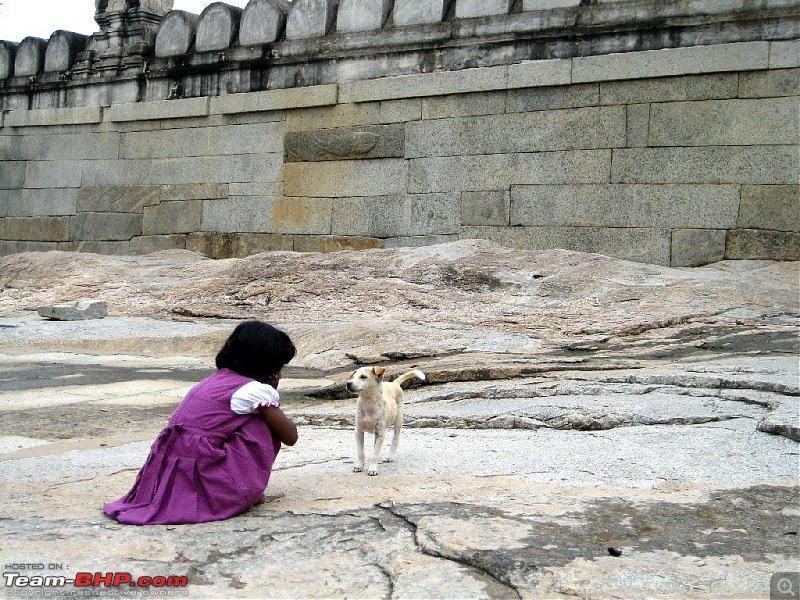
[0,241,797,599]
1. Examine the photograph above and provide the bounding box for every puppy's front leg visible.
[353,424,365,473]
[368,429,387,476]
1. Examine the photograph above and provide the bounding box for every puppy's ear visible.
[373,366,386,380]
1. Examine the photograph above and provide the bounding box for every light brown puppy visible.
[346,366,426,476]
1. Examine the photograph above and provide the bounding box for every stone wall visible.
[0,0,798,265]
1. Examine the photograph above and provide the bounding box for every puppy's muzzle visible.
[346,381,357,393]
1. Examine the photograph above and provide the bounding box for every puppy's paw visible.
[353,465,363,473]
[367,467,379,476]
[381,457,394,463]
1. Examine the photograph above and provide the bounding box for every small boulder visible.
[37,300,108,321]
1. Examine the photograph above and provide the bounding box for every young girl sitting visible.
[103,320,299,525]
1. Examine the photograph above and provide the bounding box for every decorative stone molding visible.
[44,31,89,73]
[155,10,200,57]
[195,3,244,52]
[238,0,290,46]
[14,37,47,77]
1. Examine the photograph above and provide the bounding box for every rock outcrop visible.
[0,241,797,599]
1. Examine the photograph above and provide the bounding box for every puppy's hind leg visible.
[367,430,387,476]
[353,425,365,473]
[384,402,403,463]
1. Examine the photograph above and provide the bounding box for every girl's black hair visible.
[215,320,296,380]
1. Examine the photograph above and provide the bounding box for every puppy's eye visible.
[359,374,367,379]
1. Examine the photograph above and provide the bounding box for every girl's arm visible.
[259,406,298,446]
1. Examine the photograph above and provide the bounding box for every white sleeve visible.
[230,381,281,415]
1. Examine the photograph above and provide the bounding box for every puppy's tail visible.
[393,369,426,386]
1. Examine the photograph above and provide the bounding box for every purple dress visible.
[103,369,280,525]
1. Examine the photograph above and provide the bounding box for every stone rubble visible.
[36,299,109,321]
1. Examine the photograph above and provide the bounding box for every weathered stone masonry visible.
[0,0,798,265]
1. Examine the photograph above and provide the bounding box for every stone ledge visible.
[4,106,103,128]
[769,40,800,69]
[339,42,777,105]
[106,97,211,123]
[1,43,785,122]
[573,41,771,83]
[339,65,511,104]
[209,84,339,115]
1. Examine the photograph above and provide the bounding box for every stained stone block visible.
[129,122,283,159]
[383,235,457,248]
[24,160,83,189]
[38,300,108,321]
[285,0,338,40]
[14,37,47,77]
[337,0,391,33]
[738,185,800,231]
[16,189,78,217]
[293,235,383,252]
[0,162,25,190]
[739,69,800,99]
[70,213,143,241]
[422,91,505,120]
[648,97,799,147]
[201,196,277,232]
[284,124,404,161]
[599,73,738,105]
[44,31,88,73]
[131,235,187,254]
[460,191,509,226]
[670,229,726,267]
[0,41,17,79]
[284,159,408,197]
[726,229,800,260]
[239,0,290,46]
[271,197,332,234]
[331,193,459,237]
[0,217,70,241]
[155,10,199,57]
[380,98,422,123]
[143,200,202,234]
[0,241,58,255]
[82,153,282,186]
[612,146,798,184]
[58,241,132,255]
[459,225,672,265]
[77,184,228,213]
[195,3,243,52]
[511,184,739,229]
[405,106,626,158]
[393,0,451,27]
[187,232,293,257]
[455,0,513,19]
[408,151,610,193]
[4,131,117,161]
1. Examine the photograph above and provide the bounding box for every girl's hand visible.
[259,406,298,446]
